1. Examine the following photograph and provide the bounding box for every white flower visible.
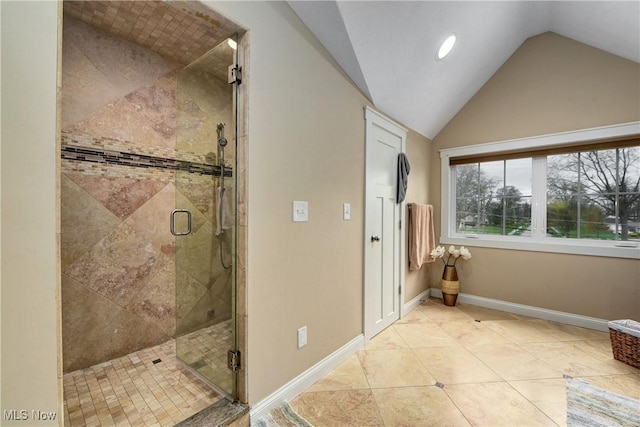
[449,245,460,258]
[430,245,445,258]
[434,244,472,266]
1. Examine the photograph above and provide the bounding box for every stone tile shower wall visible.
[61,15,233,372]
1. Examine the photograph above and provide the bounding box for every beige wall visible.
[0,0,431,414]
[0,0,2,412]
[430,32,640,321]
[1,1,61,425]
[210,0,433,404]
[404,128,433,302]
[211,1,371,403]
[12,0,637,419]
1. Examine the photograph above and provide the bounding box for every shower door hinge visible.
[228,64,242,86]
[227,350,241,371]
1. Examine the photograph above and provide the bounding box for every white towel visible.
[215,186,232,236]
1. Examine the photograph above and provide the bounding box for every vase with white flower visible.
[430,245,472,306]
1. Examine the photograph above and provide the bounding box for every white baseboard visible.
[249,334,365,421]
[428,288,609,332]
[402,290,429,318]
[250,291,609,421]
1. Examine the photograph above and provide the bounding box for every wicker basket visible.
[608,319,640,369]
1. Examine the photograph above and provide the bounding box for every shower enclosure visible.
[60,0,244,408]
[173,36,240,398]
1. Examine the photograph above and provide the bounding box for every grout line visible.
[292,298,635,426]
[62,324,227,426]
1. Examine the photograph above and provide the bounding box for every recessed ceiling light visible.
[227,39,237,50]
[437,34,456,61]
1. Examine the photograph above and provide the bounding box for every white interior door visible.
[364,107,406,341]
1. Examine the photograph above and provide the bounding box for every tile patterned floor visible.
[177,319,233,393]
[63,323,231,427]
[290,298,640,427]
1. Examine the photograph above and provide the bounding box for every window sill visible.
[441,234,640,259]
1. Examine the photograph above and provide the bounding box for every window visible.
[440,123,640,259]
[547,148,640,241]
[455,159,532,236]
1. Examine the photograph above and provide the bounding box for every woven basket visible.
[608,320,640,369]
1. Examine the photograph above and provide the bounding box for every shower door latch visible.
[227,350,241,371]
[228,64,242,85]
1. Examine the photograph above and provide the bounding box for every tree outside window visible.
[547,147,640,241]
[455,159,532,236]
[443,125,639,259]
[454,146,639,241]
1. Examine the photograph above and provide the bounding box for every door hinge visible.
[227,350,241,371]
[398,286,402,295]
[228,64,242,85]
[399,220,402,229]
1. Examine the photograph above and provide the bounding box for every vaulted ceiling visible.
[287,1,640,139]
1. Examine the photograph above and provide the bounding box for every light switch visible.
[343,203,351,220]
[297,326,307,348]
[293,201,309,222]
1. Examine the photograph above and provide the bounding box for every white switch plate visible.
[343,203,351,220]
[293,201,309,222]
[297,326,307,348]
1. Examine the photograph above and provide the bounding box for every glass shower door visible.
[174,36,238,398]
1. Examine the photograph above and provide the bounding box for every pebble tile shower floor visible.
[63,322,231,427]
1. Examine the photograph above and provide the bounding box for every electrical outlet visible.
[297,326,307,348]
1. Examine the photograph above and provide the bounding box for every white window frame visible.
[440,122,640,259]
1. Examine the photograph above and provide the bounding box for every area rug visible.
[566,378,640,426]
[252,402,313,427]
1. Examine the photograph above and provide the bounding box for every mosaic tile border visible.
[62,144,232,177]
[61,132,232,178]
[61,159,176,182]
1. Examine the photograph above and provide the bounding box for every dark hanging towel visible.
[397,152,411,203]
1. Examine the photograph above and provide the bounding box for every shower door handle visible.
[170,209,192,236]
